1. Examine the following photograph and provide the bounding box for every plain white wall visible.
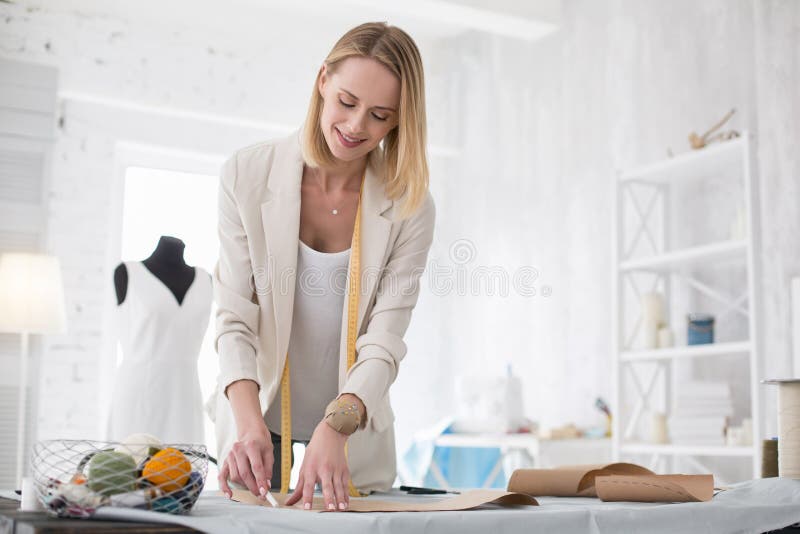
[402,0,799,477]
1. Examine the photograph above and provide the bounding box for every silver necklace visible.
[313,169,342,215]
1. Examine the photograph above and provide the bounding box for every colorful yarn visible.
[86,451,137,496]
[172,471,204,512]
[142,447,191,493]
[115,433,163,465]
[151,495,181,513]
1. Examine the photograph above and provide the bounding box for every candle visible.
[641,292,665,349]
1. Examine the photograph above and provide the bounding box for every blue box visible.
[687,313,714,345]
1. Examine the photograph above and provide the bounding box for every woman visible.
[209,22,435,512]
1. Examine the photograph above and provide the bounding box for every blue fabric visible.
[401,420,506,489]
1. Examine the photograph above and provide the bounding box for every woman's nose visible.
[347,112,367,134]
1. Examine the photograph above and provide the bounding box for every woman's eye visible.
[338,98,387,121]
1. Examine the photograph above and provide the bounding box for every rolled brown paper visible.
[507,463,654,497]
[507,468,593,497]
[595,474,714,503]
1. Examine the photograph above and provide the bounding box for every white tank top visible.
[264,240,350,441]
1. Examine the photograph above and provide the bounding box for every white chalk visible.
[20,477,43,511]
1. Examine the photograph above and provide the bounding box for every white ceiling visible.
[26,0,560,43]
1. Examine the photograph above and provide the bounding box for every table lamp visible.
[0,252,67,488]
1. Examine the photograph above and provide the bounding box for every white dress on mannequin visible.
[107,261,212,444]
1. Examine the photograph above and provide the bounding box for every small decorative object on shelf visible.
[641,292,665,349]
[657,326,674,348]
[687,313,715,345]
[30,438,208,518]
[726,418,754,447]
[688,108,740,150]
[595,397,613,437]
[649,412,669,444]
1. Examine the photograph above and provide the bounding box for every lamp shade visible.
[0,252,67,334]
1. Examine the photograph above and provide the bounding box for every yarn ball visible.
[172,471,204,512]
[115,433,163,465]
[86,451,137,496]
[142,447,191,493]
[107,487,160,509]
[151,495,181,514]
[69,472,87,485]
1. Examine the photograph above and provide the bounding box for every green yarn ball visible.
[87,451,137,496]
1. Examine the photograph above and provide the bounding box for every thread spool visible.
[763,379,800,479]
[762,439,779,478]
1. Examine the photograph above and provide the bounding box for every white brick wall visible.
[0,2,456,447]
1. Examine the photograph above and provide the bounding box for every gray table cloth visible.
[91,477,800,534]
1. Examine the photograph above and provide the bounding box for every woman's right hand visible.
[218,422,274,499]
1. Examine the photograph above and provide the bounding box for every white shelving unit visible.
[620,340,752,363]
[611,132,762,482]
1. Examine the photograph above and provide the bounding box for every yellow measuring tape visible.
[279,172,367,498]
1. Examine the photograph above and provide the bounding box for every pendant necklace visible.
[313,168,342,216]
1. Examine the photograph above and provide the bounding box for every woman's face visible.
[317,56,401,165]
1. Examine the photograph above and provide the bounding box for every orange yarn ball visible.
[142,447,191,493]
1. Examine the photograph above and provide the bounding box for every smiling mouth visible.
[336,127,365,144]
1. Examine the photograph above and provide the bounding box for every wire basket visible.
[31,439,208,518]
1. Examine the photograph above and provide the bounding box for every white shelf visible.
[620,443,754,457]
[620,240,747,272]
[619,137,745,184]
[620,341,751,362]
[612,131,762,480]
[434,433,539,449]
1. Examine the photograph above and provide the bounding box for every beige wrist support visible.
[324,397,362,435]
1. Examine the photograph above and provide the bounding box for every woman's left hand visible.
[285,419,351,511]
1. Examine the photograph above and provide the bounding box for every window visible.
[116,163,221,483]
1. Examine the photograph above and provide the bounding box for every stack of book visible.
[668,381,732,445]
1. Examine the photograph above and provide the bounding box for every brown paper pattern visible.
[230,488,539,512]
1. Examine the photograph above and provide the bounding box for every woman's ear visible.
[317,63,328,98]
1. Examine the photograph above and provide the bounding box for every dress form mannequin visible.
[107,235,213,444]
[114,235,208,305]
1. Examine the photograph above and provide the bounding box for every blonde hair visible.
[302,22,428,218]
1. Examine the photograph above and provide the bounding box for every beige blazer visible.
[206,127,436,492]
